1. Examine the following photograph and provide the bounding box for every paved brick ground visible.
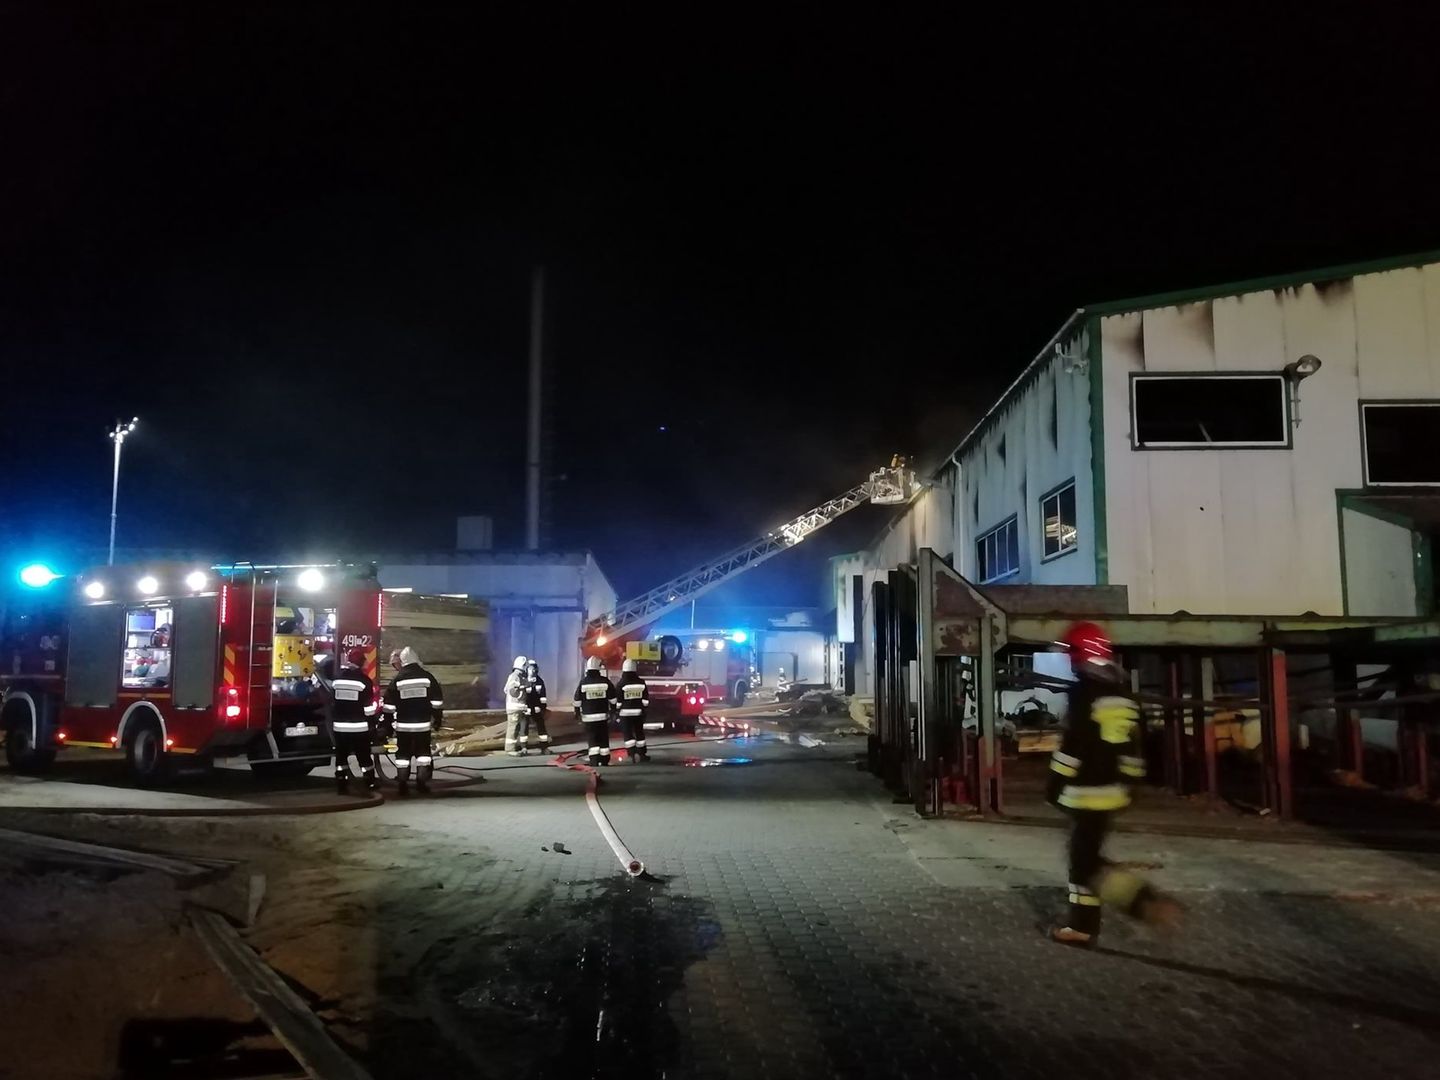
[16,728,1440,1078]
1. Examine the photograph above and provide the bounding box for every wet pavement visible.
[9,727,1440,1078]
[332,729,1440,1078]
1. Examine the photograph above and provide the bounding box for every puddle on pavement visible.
[429,875,720,1078]
[680,756,753,767]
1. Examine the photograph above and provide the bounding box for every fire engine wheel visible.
[730,680,748,707]
[125,719,170,786]
[4,716,56,775]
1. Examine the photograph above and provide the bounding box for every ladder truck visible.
[581,460,916,731]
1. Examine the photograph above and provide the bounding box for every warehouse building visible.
[840,249,1440,669]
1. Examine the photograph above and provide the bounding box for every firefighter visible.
[574,655,617,766]
[616,657,650,762]
[383,646,445,796]
[330,646,378,794]
[504,655,529,756]
[524,659,551,753]
[1048,622,1181,947]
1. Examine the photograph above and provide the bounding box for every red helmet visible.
[1060,621,1116,676]
[345,646,368,668]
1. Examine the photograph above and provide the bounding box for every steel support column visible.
[1165,657,1185,794]
[978,615,1001,815]
[1198,656,1218,798]
[1262,647,1293,819]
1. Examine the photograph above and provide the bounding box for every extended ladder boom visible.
[589,463,915,643]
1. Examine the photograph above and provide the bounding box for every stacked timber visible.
[379,593,491,709]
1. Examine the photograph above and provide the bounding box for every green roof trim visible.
[1086,247,1440,316]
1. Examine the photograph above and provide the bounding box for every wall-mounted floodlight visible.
[1283,355,1323,426]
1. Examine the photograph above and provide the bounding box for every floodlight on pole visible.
[107,417,138,565]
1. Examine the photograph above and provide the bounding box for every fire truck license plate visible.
[284,724,319,737]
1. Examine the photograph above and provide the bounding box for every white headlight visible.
[297,568,325,592]
[137,576,159,595]
[84,581,106,600]
[185,571,208,591]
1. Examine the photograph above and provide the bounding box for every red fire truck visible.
[0,562,392,784]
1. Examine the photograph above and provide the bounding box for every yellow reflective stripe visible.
[1068,892,1102,907]
[1050,760,1078,778]
[1058,784,1130,811]
[1094,697,1139,744]
[1053,750,1080,769]
[1119,755,1146,777]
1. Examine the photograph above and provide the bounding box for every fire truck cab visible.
[1,562,387,785]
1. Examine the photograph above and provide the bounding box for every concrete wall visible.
[377,553,616,705]
[761,629,828,684]
[1100,263,1440,615]
[954,328,1097,587]
[1342,508,1419,616]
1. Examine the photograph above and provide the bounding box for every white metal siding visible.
[1101,264,1440,616]
[955,343,1095,587]
[1342,509,1418,616]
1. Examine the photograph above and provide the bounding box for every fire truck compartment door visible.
[64,604,124,708]
[173,595,220,708]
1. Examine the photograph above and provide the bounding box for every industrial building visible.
[836,251,1440,820]
[375,517,616,707]
[838,249,1440,687]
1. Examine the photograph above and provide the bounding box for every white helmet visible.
[622,658,637,673]
[513,655,528,670]
[399,646,421,667]
[586,656,602,671]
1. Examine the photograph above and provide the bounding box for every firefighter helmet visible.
[586,656,603,672]
[622,658,637,673]
[1060,621,1120,680]
[345,646,368,668]
[513,655,528,670]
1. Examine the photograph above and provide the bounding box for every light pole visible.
[107,417,138,565]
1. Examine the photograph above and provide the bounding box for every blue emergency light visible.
[18,563,61,588]
[730,630,748,644]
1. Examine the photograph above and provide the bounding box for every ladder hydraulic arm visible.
[587,462,916,645]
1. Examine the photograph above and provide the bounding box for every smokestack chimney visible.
[525,266,544,551]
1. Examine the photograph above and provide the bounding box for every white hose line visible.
[583,773,645,877]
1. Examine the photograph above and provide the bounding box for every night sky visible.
[4,6,1439,603]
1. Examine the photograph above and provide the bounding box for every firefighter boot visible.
[335,771,349,796]
[1050,926,1095,949]
[416,761,432,794]
[395,761,411,797]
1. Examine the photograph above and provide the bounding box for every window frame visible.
[1038,478,1079,563]
[1129,372,1293,450]
[974,514,1020,584]
[1359,399,1440,488]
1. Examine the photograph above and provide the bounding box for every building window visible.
[1131,374,1289,448]
[976,516,1020,583]
[1361,401,1440,486]
[1040,480,1078,559]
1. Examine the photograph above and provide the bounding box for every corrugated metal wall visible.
[954,336,1096,587]
[1101,264,1440,616]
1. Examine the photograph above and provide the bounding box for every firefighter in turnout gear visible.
[617,658,650,762]
[504,655,530,756]
[383,646,445,795]
[330,647,378,794]
[574,655,617,766]
[1047,622,1182,947]
[524,659,551,753]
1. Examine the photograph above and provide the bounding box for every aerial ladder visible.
[584,459,917,655]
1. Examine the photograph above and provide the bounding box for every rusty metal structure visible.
[871,549,1440,825]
